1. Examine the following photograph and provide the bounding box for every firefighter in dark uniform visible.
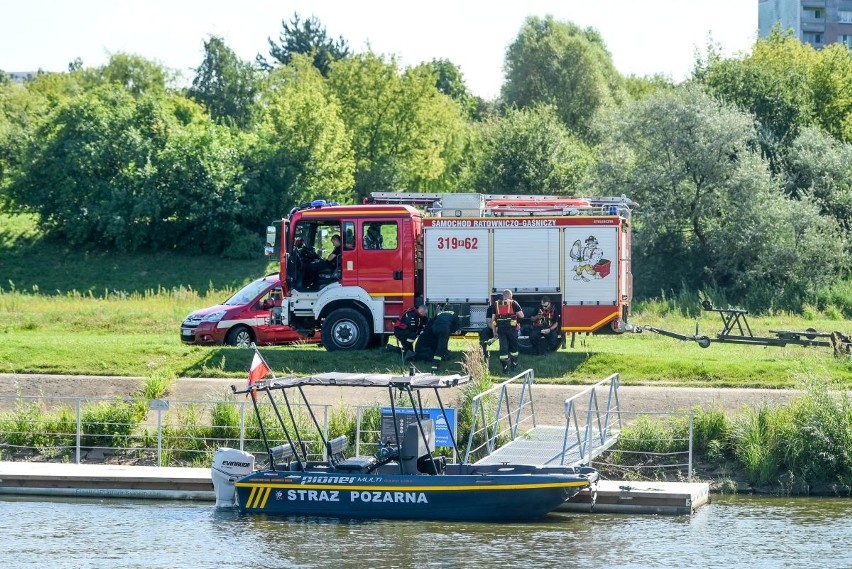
[531,296,559,355]
[393,299,428,358]
[487,289,524,373]
[406,305,460,372]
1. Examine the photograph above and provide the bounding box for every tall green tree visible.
[246,55,355,215]
[421,58,481,120]
[699,30,816,166]
[82,53,173,97]
[257,13,349,76]
[595,85,848,308]
[502,15,625,138]
[188,36,260,128]
[6,84,249,254]
[809,43,852,142]
[470,104,594,195]
[328,53,467,198]
[784,126,852,232]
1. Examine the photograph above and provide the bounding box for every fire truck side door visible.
[356,220,404,300]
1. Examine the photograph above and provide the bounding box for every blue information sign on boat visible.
[381,407,456,448]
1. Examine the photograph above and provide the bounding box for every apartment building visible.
[759,0,852,48]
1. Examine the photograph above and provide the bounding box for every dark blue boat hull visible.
[234,469,591,521]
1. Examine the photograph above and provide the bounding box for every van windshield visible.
[223,280,273,306]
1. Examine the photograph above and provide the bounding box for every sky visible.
[2,1,759,99]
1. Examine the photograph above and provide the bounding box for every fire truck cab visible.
[267,200,422,351]
[267,194,636,353]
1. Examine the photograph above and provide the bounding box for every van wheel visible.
[322,308,370,351]
[226,326,253,348]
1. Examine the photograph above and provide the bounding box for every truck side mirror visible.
[265,226,276,257]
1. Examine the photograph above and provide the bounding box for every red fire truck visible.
[263,192,636,352]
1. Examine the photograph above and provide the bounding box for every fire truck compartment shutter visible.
[424,228,490,303]
[492,228,560,292]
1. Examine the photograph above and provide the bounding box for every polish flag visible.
[247,352,270,388]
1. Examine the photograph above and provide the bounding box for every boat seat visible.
[335,456,378,473]
[326,435,349,466]
[270,443,296,467]
[400,419,435,475]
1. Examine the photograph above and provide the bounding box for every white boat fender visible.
[211,448,255,508]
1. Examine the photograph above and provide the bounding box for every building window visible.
[839,11,852,24]
[840,34,852,47]
[814,8,823,19]
[804,32,823,44]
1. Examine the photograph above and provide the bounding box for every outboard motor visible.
[211,448,255,508]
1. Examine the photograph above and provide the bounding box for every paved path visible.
[0,374,801,424]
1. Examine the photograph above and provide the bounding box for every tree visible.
[188,36,260,128]
[595,85,848,308]
[502,15,625,138]
[809,43,852,142]
[784,126,852,232]
[327,52,467,198]
[82,53,174,97]
[699,30,816,167]
[420,58,481,120]
[6,84,250,255]
[246,55,355,215]
[257,13,349,76]
[470,104,594,195]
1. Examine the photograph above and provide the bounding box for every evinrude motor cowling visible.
[211,448,255,508]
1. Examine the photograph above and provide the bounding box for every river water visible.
[2,494,850,569]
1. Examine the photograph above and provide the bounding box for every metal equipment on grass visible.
[636,298,852,357]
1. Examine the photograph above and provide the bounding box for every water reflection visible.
[2,495,851,568]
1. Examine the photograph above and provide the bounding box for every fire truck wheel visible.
[225,326,253,348]
[322,308,370,351]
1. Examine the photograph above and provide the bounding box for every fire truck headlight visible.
[202,310,226,323]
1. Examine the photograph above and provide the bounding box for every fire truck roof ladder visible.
[369,192,636,218]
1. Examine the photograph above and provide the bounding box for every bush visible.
[210,399,241,441]
[81,399,140,449]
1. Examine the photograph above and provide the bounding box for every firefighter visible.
[364,224,383,249]
[393,300,428,357]
[487,289,524,373]
[262,286,283,310]
[531,296,559,355]
[405,305,460,372]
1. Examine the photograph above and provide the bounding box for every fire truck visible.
[263,192,636,352]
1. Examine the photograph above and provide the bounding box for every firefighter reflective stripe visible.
[495,300,517,327]
[495,300,514,317]
[536,307,554,328]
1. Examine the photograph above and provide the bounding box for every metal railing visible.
[595,410,694,482]
[463,369,536,464]
[561,373,623,466]
[0,395,332,467]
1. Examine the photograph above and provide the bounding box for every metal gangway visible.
[463,371,622,467]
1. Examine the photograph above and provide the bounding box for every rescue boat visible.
[212,365,597,522]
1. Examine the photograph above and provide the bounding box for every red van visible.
[180,275,320,347]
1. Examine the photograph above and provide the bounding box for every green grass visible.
[1,287,850,385]
[0,213,275,294]
[1,211,851,385]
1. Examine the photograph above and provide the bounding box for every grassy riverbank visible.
[0,287,850,386]
[2,212,851,385]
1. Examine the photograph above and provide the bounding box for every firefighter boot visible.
[510,355,519,371]
[500,358,509,373]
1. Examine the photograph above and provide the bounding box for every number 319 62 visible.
[436,237,479,250]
